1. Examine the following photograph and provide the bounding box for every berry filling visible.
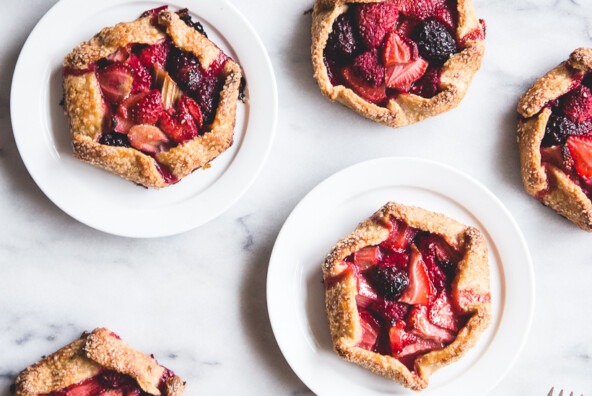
[539,71,592,200]
[325,216,474,372]
[63,6,237,183]
[323,1,485,104]
[40,366,176,396]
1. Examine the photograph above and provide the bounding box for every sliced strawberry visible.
[128,125,170,154]
[99,390,124,396]
[158,107,198,144]
[130,89,162,124]
[388,320,416,355]
[383,32,417,66]
[159,112,183,143]
[408,305,455,343]
[179,96,204,130]
[459,21,486,48]
[540,145,564,169]
[354,246,381,271]
[341,66,386,104]
[385,58,428,89]
[138,40,169,69]
[398,337,443,358]
[358,311,381,351]
[382,220,417,251]
[176,97,199,135]
[566,135,592,183]
[428,290,459,331]
[399,245,435,305]
[112,114,134,134]
[452,289,491,311]
[356,276,379,310]
[396,19,418,38]
[65,379,103,396]
[127,55,152,93]
[97,63,133,105]
[355,3,399,49]
[415,234,458,291]
[106,46,130,63]
[118,92,149,119]
[562,85,592,123]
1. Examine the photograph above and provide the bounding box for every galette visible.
[518,47,592,231]
[311,0,486,127]
[13,328,184,396]
[322,202,491,390]
[63,6,242,188]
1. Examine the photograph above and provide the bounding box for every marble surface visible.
[1,0,591,395]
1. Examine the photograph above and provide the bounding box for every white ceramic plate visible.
[11,0,277,238]
[267,158,534,396]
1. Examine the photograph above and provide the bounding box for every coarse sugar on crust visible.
[322,202,491,390]
[517,47,592,231]
[311,0,485,128]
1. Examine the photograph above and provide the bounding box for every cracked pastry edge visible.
[63,9,242,188]
[14,328,185,396]
[516,47,592,231]
[311,0,485,128]
[322,202,491,391]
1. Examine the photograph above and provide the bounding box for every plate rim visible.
[10,0,278,238]
[266,156,535,396]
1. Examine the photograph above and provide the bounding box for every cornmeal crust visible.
[63,9,242,188]
[517,47,592,231]
[14,328,185,396]
[322,202,491,391]
[311,0,485,128]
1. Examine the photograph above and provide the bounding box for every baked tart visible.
[311,0,486,127]
[13,328,184,396]
[517,48,592,231]
[322,202,491,390]
[63,6,242,188]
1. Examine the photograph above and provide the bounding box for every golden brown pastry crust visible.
[322,202,491,391]
[517,47,592,231]
[63,9,242,188]
[14,328,185,396]
[311,0,485,127]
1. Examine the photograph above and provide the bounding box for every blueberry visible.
[412,19,457,65]
[368,266,409,301]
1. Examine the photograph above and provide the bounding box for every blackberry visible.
[543,114,592,146]
[177,8,208,38]
[99,132,131,148]
[195,76,223,125]
[412,19,457,65]
[326,12,358,62]
[167,48,202,92]
[368,266,409,301]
